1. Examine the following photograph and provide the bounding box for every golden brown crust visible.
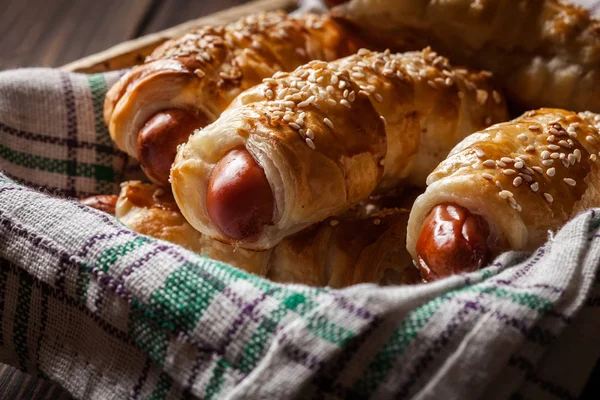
[334,0,600,113]
[172,48,507,250]
[104,12,363,159]
[115,181,419,287]
[408,107,600,260]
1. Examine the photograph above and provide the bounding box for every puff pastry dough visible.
[334,0,600,112]
[172,48,507,249]
[407,108,600,261]
[115,181,419,287]
[104,11,362,159]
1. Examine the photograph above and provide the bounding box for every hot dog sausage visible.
[206,148,274,241]
[137,109,208,185]
[415,203,490,281]
[80,195,118,215]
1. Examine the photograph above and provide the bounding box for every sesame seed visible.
[289,122,301,130]
[530,182,539,192]
[544,193,554,203]
[514,160,524,169]
[482,173,494,180]
[475,149,485,158]
[306,128,315,139]
[526,145,536,152]
[547,167,556,177]
[529,125,540,131]
[323,118,334,130]
[568,153,577,165]
[374,93,384,102]
[501,157,514,163]
[503,169,517,175]
[340,99,351,108]
[379,159,385,166]
[547,135,555,142]
[305,138,316,150]
[499,190,513,199]
[265,89,274,99]
[483,160,496,167]
[574,149,582,162]
[496,181,503,190]
[518,134,528,141]
[520,173,533,182]
[330,219,339,227]
[327,98,337,106]
[493,90,502,104]
[532,166,544,173]
[513,176,523,187]
[549,127,560,136]
[339,81,347,89]
[349,92,356,102]
[558,140,571,148]
[542,159,554,166]
[331,75,339,84]
[326,85,335,95]
[564,178,576,186]
[496,160,507,168]
[194,69,205,78]
[547,144,560,151]
[591,154,598,162]
[380,116,387,127]
[587,135,597,144]
[541,150,550,159]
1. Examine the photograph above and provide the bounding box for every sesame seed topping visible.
[501,157,514,163]
[340,99,351,108]
[518,134,528,141]
[339,81,347,89]
[380,116,387,127]
[483,160,496,167]
[530,182,539,192]
[542,159,554,166]
[550,152,560,159]
[526,145,536,152]
[549,128,560,136]
[305,138,316,150]
[499,190,513,199]
[289,122,301,130]
[492,90,502,104]
[348,92,356,102]
[475,149,485,158]
[529,125,540,131]
[514,160,524,169]
[330,220,339,227]
[564,178,576,186]
[482,173,494,180]
[323,118,334,130]
[547,144,560,151]
[520,173,533,182]
[541,150,550,159]
[547,135,555,142]
[306,128,315,139]
[374,93,383,102]
[532,166,544,173]
[496,160,507,168]
[574,149,582,162]
[591,154,598,162]
[544,193,554,203]
[568,153,577,165]
[558,140,571,148]
[586,135,597,144]
[496,181,503,190]
[503,169,517,175]
[547,167,556,176]
[513,176,523,187]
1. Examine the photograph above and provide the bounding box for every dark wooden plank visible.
[140,0,253,35]
[0,0,154,69]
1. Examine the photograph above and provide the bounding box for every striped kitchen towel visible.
[2,69,600,400]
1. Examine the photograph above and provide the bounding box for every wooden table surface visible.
[0,1,252,397]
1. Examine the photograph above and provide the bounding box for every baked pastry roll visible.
[407,108,600,281]
[334,0,600,113]
[103,11,363,185]
[115,181,419,287]
[171,48,508,250]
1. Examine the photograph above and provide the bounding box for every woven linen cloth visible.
[2,69,600,400]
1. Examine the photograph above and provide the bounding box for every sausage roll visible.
[104,11,363,185]
[171,48,508,250]
[407,108,600,281]
[333,0,600,113]
[115,181,420,287]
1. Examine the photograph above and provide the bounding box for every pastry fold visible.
[171,48,507,249]
[104,11,362,159]
[115,181,419,287]
[334,0,600,112]
[407,108,600,260]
